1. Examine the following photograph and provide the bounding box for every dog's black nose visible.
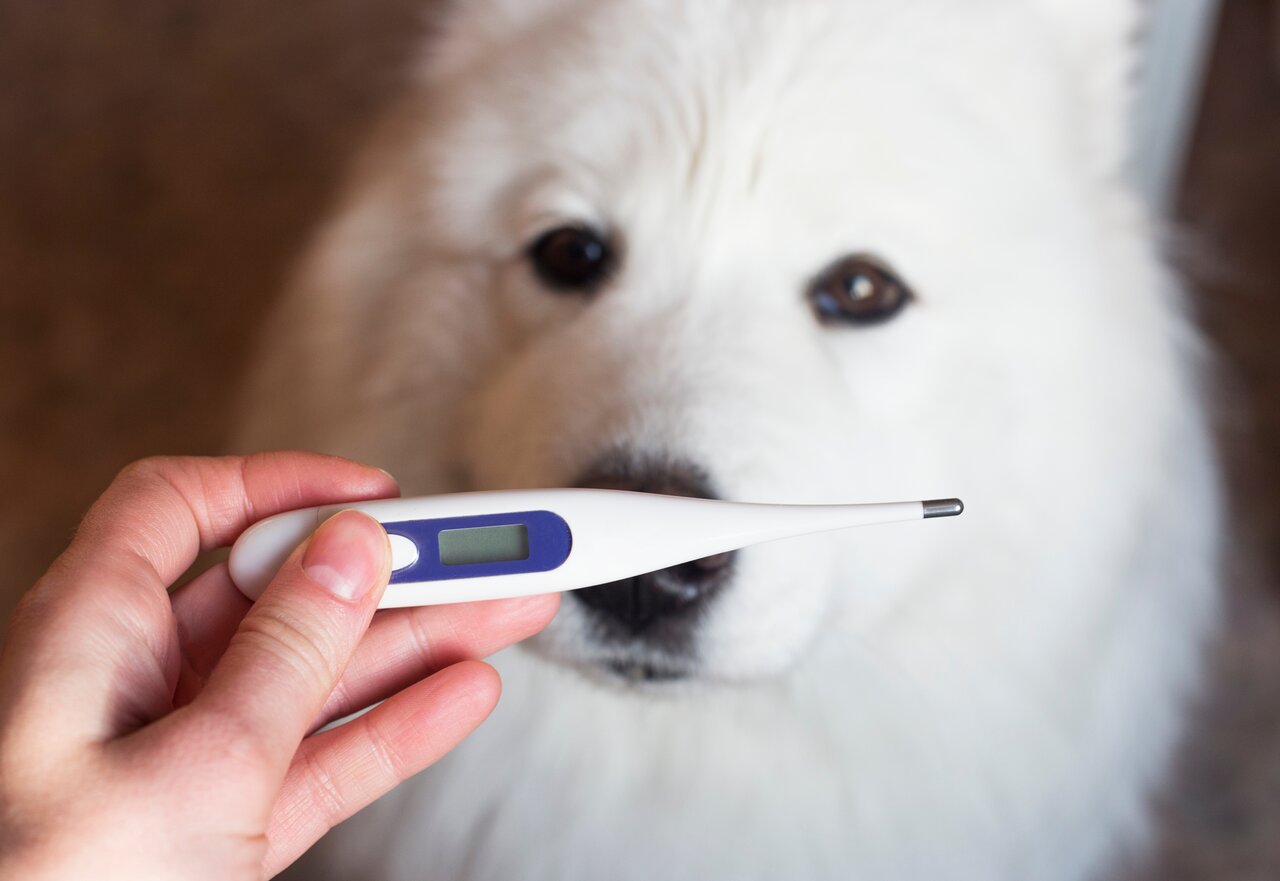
[571,457,735,636]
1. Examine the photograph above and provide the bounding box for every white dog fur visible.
[239,2,1221,879]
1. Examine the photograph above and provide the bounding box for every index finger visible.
[63,452,399,590]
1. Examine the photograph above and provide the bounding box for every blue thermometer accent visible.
[384,510,572,584]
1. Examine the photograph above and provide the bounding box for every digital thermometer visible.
[229,490,964,609]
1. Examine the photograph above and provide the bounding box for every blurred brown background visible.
[0,1,1277,877]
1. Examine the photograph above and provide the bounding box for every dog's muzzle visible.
[572,455,735,646]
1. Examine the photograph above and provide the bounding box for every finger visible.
[184,510,391,776]
[262,660,501,877]
[13,452,397,649]
[315,593,559,729]
[66,452,399,589]
[167,561,252,707]
[167,569,556,716]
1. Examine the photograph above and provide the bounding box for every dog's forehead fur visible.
[412,0,1131,278]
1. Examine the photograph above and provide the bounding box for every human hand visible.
[0,453,559,880]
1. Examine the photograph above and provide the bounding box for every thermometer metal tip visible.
[922,498,964,518]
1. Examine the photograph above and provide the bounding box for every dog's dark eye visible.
[807,254,913,325]
[528,225,614,292]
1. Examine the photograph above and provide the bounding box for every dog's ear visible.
[1027,0,1148,179]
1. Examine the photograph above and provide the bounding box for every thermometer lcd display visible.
[438,524,530,566]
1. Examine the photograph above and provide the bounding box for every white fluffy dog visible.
[240,2,1221,879]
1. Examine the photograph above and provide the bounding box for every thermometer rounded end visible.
[228,509,320,600]
[922,498,964,518]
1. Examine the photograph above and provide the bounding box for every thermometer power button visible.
[387,533,420,572]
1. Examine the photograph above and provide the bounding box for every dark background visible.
[1,1,1277,876]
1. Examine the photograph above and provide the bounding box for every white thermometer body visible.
[228,489,963,609]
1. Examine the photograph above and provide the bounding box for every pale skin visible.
[0,453,560,880]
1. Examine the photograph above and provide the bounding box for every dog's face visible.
[321,1,1152,687]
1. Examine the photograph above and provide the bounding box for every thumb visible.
[190,509,391,774]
